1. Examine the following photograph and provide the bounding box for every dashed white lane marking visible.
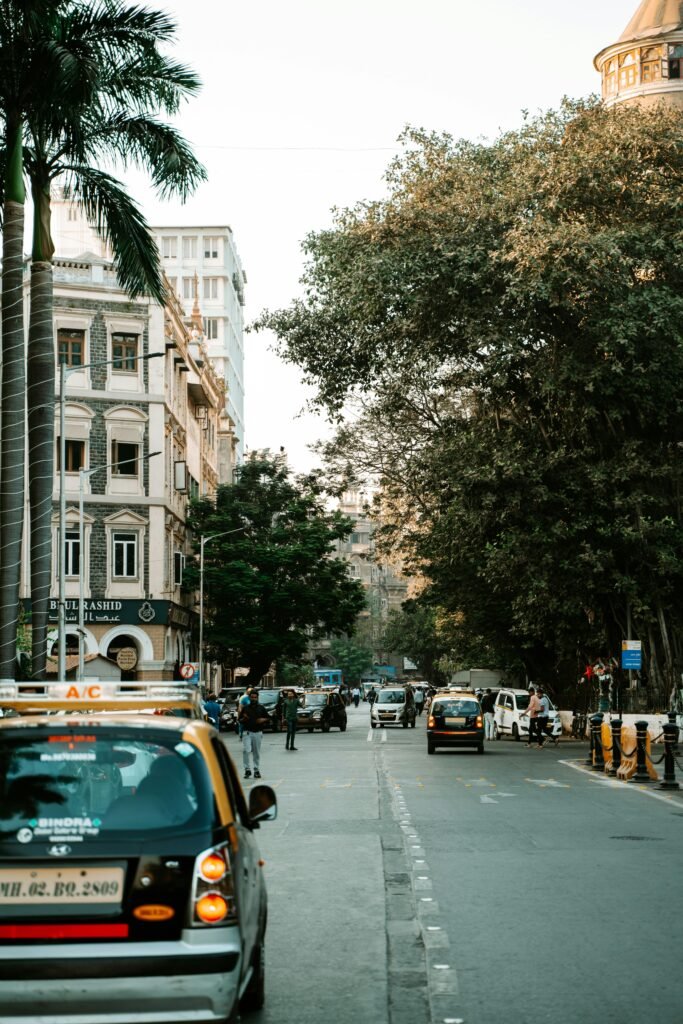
[367,729,374,742]
[525,777,571,788]
[560,759,683,807]
[381,729,387,742]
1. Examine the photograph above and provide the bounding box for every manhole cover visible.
[610,836,663,842]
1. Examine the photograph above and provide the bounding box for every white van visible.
[493,688,562,742]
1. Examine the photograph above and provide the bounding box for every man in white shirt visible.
[521,687,542,747]
[536,688,551,748]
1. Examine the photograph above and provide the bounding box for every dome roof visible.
[619,0,683,42]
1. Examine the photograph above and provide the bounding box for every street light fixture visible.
[198,527,246,691]
[76,451,161,681]
[57,351,164,681]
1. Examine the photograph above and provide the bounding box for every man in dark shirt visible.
[239,689,269,779]
[480,688,496,741]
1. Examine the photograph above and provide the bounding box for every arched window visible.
[618,50,637,89]
[604,57,617,96]
[641,45,662,83]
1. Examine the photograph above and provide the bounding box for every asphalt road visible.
[223,705,683,1024]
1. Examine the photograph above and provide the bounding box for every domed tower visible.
[594,1,683,108]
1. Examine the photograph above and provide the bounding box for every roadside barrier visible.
[658,724,681,791]
[591,714,605,771]
[607,719,622,777]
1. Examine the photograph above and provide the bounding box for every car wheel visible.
[427,741,435,754]
[340,721,347,732]
[308,728,314,733]
[322,724,330,733]
[493,722,501,740]
[477,743,485,754]
[512,723,520,742]
[379,724,385,729]
[240,939,265,1012]
[402,719,408,729]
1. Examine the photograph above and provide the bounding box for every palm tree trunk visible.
[27,259,54,678]
[0,121,26,680]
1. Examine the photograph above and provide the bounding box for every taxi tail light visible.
[191,842,236,927]
[428,716,435,728]
[476,715,483,727]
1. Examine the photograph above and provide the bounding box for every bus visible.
[314,668,343,688]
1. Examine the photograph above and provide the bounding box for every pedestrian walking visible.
[203,692,221,729]
[536,688,550,748]
[239,689,269,778]
[520,686,542,747]
[352,685,361,708]
[237,686,252,738]
[367,686,378,706]
[414,687,425,716]
[283,688,299,750]
[480,688,496,740]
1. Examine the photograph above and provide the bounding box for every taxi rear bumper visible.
[0,935,243,1024]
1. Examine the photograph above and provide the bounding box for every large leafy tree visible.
[185,454,366,684]
[328,636,373,683]
[259,100,683,706]
[22,1,204,678]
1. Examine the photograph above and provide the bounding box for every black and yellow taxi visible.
[295,689,347,732]
[0,680,277,1023]
[427,688,485,754]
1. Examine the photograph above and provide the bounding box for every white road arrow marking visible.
[525,778,570,788]
[495,792,517,798]
[480,795,498,804]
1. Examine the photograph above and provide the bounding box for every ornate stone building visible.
[595,0,683,107]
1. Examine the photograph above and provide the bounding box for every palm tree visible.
[0,1,205,678]
[23,2,205,677]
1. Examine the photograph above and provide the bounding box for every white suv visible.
[493,688,562,742]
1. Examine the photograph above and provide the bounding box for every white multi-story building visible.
[49,200,247,462]
[152,225,246,461]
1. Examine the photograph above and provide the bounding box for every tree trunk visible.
[27,258,54,678]
[0,122,26,680]
[246,657,275,686]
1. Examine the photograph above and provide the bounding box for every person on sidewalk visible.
[283,689,299,750]
[520,686,542,747]
[480,688,496,740]
[239,689,269,779]
[536,688,550,748]
[203,692,221,729]
[237,686,253,738]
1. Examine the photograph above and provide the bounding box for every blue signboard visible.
[621,641,642,671]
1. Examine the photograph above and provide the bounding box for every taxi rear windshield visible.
[0,727,216,843]
[432,699,480,715]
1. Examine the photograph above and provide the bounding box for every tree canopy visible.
[328,636,374,683]
[259,99,683,707]
[185,454,366,684]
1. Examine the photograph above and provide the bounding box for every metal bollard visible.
[608,719,622,777]
[590,713,604,772]
[630,720,652,783]
[657,724,680,791]
[667,710,679,752]
[584,713,597,765]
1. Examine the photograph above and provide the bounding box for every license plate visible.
[0,866,124,905]
[445,716,466,725]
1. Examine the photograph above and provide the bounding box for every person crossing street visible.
[480,688,496,740]
[283,689,299,750]
[239,689,269,778]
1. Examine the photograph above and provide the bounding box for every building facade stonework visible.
[20,252,229,680]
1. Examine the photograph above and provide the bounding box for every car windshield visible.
[304,694,327,707]
[0,727,216,844]
[258,691,279,705]
[378,691,405,704]
[432,700,480,715]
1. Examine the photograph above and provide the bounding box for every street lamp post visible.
[56,351,163,680]
[198,528,246,692]
[77,451,161,681]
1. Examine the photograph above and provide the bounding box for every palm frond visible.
[64,165,165,303]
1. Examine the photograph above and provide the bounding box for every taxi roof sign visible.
[0,680,202,714]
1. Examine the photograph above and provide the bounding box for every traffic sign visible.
[179,662,195,680]
[622,640,642,670]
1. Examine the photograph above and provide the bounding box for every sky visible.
[136,0,635,471]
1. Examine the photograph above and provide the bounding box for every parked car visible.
[427,691,484,754]
[370,686,416,729]
[296,690,347,732]
[257,689,285,732]
[0,680,278,1023]
[493,688,562,742]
